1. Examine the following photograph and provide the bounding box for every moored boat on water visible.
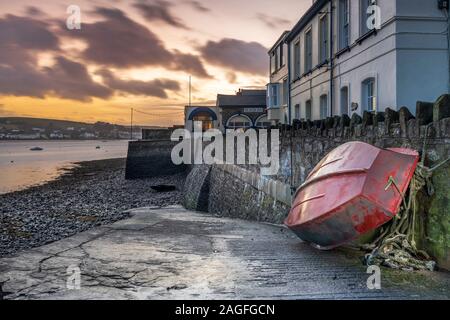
[285,141,419,250]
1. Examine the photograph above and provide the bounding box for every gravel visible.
[0,158,186,257]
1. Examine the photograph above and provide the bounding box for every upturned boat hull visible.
[285,142,419,250]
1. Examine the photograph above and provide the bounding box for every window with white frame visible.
[294,41,301,78]
[362,78,376,111]
[319,14,329,63]
[279,44,284,68]
[282,79,288,106]
[360,0,376,35]
[339,0,350,49]
[305,28,313,72]
[227,114,252,129]
[305,100,312,120]
[340,86,349,115]
[255,115,271,129]
[294,104,300,120]
[320,94,328,119]
[270,52,276,74]
[266,83,280,109]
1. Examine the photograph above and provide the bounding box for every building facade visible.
[267,31,290,125]
[268,0,449,122]
[217,89,270,130]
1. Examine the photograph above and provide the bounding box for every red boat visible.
[285,142,419,250]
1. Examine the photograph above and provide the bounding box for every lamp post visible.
[130,107,134,141]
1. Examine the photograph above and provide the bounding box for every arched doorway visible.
[188,108,218,131]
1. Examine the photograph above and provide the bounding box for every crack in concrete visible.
[37,230,115,273]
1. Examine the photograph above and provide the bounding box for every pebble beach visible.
[0,158,186,257]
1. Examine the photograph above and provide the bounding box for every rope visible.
[361,148,450,271]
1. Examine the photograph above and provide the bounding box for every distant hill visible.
[0,117,163,130]
[0,117,165,140]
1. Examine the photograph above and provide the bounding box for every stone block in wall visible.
[350,114,362,136]
[325,117,334,129]
[333,116,341,129]
[416,101,434,125]
[434,94,450,122]
[362,111,373,127]
[425,165,450,271]
[384,107,399,135]
[407,119,418,138]
[365,125,374,138]
[183,165,211,212]
[373,112,385,127]
[441,118,450,137]
[354,124,363,137]
[376,123,385,138]
[336,115,350,138]
[399,106,415,138]
[390,123,401,137]
[343,127,351,139]
[418,121,438,140]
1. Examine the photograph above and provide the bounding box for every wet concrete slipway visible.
[0,206,449,300]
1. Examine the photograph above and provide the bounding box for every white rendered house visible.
[267,0,450,122]
[267,31,290,124]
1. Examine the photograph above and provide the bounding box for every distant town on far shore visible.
[0,117,156,140]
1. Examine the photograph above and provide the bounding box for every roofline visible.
[268,30,290,54]
[218,106,267,109]
[184,105,216,108]
[285,0,330,43]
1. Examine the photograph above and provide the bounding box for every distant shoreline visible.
[0,139,132,141]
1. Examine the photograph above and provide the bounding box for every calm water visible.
[0,140,129,194]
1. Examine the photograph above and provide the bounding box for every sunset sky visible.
[0,0,311,126]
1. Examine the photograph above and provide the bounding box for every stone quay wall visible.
[184,95,450,269]
[125,140,186,179]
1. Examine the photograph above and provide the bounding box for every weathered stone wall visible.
[184,94,450,269]
[125,140,186,179]
[183,165,211,212]
[208,165,291,224]
[141,128,172,141]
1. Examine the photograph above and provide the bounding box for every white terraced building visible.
[267,0,450,123]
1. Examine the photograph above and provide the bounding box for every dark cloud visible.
[185,0,210,12]
[256,13,291,29]
[0,15,111,101]
[44,56,113,101]
[133,0,189,29]
[0,56,112,102]
[172,51,212,78]
[0,10,209,102]
[0,14,59,54]
[199,38,268,76]
[98,69,180,99]
[65,7,210,77]
[69,7,169,68]
[25,6,46,17]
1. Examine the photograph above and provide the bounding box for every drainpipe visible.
[287,40,292,124]
[287,38,294,190]
[329,0,334,117]
[447,8,450,93]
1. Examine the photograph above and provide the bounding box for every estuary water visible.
[0,140,129,194]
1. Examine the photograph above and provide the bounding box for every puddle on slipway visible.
[131,234,249,300]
